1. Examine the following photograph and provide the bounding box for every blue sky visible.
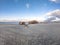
[0,0,60,21]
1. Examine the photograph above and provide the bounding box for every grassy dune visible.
[0,23,60,45]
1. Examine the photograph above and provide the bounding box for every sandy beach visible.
[0,23,60,45]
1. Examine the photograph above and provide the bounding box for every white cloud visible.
[0,9,60,22]
[26,3,30,8]
[0,17,20,22]
[46,9,60,16]
[44,9,60,22]
[50,0,57,2]
[19,9,60,22]
[49,0,60,3]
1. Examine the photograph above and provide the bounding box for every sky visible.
[0,0,60,21]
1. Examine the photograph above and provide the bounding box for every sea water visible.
[0,22,19,24]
